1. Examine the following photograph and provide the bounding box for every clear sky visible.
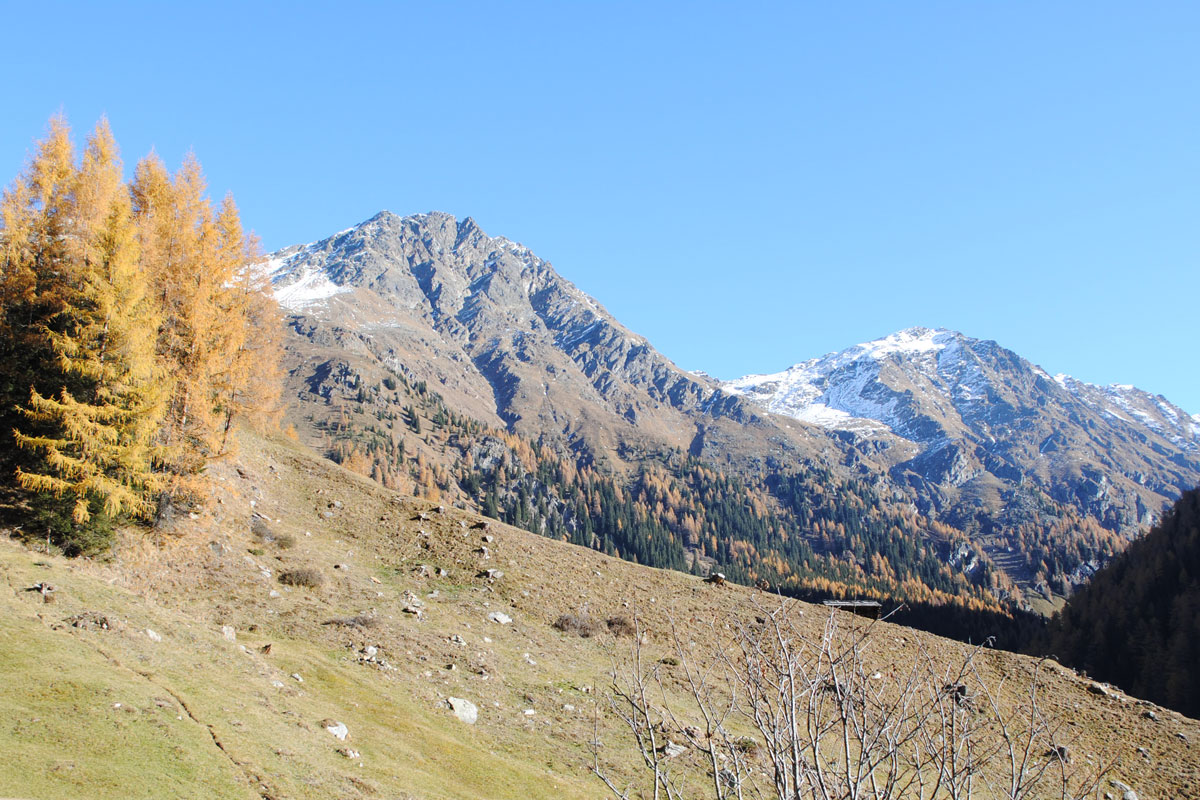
[3,2,1198,412]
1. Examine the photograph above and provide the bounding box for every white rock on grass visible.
[487,611,512,625]
[448,697,478,724]
[145,629,162,642]
[662,741,688,758]
[221,625,236,642]
[1111,781,1139,800]
[323,719,349,740]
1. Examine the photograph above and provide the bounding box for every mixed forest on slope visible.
[296,351,1122,633]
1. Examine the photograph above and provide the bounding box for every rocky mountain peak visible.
[269,211,763,466]
[726,328,1200,535]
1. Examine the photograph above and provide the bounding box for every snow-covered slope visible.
[1053,375,1200,452]
[266,240,353,310]
[725,328,964,435]
[728,326,1198,452]
[726,327,1200,531]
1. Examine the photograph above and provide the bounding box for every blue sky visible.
[3,2,1198,412]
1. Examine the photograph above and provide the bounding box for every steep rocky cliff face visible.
[269,211,817,472]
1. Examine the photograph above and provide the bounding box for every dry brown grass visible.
[5,428,1192,800]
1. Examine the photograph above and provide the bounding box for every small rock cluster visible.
[356,644,395,671]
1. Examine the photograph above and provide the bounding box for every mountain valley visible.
[269,212,1200,613]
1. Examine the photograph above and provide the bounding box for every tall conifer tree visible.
[3,115,282,548]
[10,121,166,530]
[131,151,282,499]
[0,117,77,450]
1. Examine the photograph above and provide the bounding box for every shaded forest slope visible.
[1037,486,1200,716]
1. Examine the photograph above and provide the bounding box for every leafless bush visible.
[593,599,1113,800]
[277,567,324,588]
[607,615,637,637]
[251,517,275,543]
[273,531,297,549]
[555,613,602,637]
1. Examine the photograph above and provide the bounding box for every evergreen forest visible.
[1035,486,1200,716]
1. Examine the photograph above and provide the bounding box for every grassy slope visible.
[1,430,1197,800]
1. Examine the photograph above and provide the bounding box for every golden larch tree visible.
[8,120,166,529]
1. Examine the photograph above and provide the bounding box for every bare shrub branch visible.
[594,597,1113,800]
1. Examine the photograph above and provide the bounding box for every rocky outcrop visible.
[271,211,790,466]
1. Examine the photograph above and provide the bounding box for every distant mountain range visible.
[267,211,1200,606]
[726,327,1199,530]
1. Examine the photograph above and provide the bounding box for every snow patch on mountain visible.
[795,404,890,433]
[275,269,351,310]
[724,327,956,433]
[857,326,954,358]
[266,242,352,310]
[1054,375,1200,451]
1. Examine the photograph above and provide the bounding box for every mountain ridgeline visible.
[727,328,1199,540]
[270,211,1200,618]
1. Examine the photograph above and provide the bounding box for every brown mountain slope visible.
[267,212,1197,607]
[270,210,856,473]
[1,429,1196,799]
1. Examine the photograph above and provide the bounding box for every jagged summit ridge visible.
[723,327,985,435]
[727,328,1200,534]
[266,210,761,466]
[1053,374,1200,452]
[267,211,538,311]
[726,327,1198,451]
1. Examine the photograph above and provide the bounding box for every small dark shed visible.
[822,600,883,620]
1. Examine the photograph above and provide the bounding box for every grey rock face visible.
[447,696,478,724]
[271,211,762,462]
[727,327,1200,542]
